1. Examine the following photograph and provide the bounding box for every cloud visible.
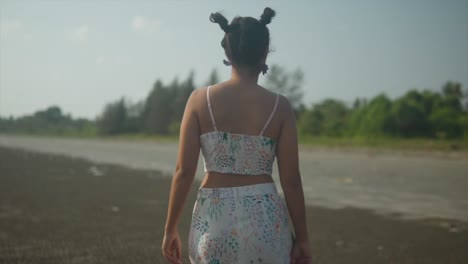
[0,19,23,37]
[68,25,89,44]
[131,16,161,35]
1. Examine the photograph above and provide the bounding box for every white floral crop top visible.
[200,86,279,176]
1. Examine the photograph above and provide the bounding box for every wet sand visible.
[0,146,467,263]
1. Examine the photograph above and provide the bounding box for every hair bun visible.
[259,7,276,25]
[210,12,230,33]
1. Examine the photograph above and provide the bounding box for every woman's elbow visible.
[173,164,196,181]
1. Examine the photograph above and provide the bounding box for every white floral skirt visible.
[188,183,293,264]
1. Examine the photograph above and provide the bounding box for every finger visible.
[163,251,179,264]
[174,248,182,264]
[171,242,182,264]
[164,239,179,263]
[167,255,180,264]
[176,239,182,259]
[176,247,181,260]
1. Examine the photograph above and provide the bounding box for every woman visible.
[162,7,312,264]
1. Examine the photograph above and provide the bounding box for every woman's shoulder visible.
[253,86,293,123]
[192,85,211,94]
[262,89,291,116]
[189,85,216,101]
[183,87,209,114]
[190,83,222,98]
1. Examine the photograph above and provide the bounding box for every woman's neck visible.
[229,66,259,86]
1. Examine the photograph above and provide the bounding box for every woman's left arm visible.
[162,90,201,263]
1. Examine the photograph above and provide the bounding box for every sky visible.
[1,0,467,119]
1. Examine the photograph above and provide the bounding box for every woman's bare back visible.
[192,81,288,188]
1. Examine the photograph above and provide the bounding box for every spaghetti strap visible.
[206,86,218,131]
[259,93,280,136]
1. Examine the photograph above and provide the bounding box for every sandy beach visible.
[0,146,467,263]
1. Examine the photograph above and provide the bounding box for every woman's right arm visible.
[276,97,311,256]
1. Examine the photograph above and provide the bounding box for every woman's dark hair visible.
[210,7,276,73]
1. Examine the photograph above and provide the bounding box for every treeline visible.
[298,81,468,139]
[1,66,467,140]
[94,65,304,136]
[0,106,95,136]
[95,70,213,136]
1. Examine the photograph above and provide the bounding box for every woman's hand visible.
[290,240,312,264]
[162,229,182,264]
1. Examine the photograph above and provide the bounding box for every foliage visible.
[1,68,466,143]
[349,94,394,137]
[0,106,96,136]
[96,98,127,135]
[140,72,194,135]
[299,99,349,137]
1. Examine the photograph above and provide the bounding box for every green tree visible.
[459,113,468,139]
[172,71,195,122]
[352,98,363,110]
[298,108,323,136]
[298,99,349,137]
[442,81,463,98]
[315,99,349,136]
[141,80,174,134]
[205,68,220,86]
[124,99,144,133]
[420,90,442,116]
[97,97,127,135]
[430,108,463,139]
[392,96,428,137]
[349,94,394,137]
[36,106,63,124]
[438,81,463,113]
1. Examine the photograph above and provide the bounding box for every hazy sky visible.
[1,0,467,119]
